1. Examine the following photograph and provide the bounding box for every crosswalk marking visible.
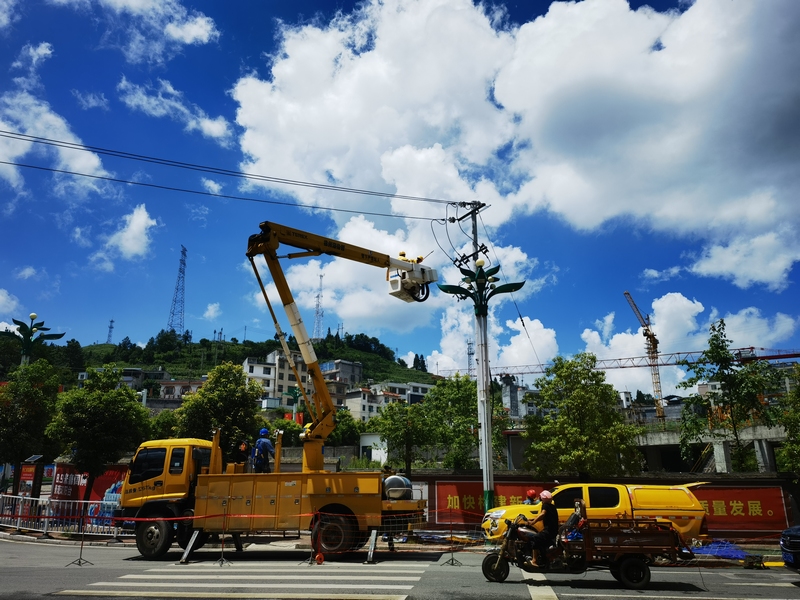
[90,583,415,589]
[55,559,428,598]
[520,570,558,600]
[118,574,421,581]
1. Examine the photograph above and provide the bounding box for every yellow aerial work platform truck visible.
[115,221,438,559]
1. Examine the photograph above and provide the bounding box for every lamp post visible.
[284,385,303,423]
[0,312,66,366]
[438,260,524,512]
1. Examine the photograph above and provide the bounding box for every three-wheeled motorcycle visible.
[482,503,694,590]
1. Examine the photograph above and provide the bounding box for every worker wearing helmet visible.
[253,428,275,473]
[523,489,538,505]
[525,490,558,569]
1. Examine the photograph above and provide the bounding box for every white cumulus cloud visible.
[51,0,219,64]
[14,266,37,280]
[90,204,157,271]
[203,302,221,320]
[0,289,21,315]
[72,90,110,110]
[233,0,800,296]
[117,77,232,145]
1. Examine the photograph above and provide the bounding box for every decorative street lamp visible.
[0,312,66,366]
[284,384,304,423]
[438,259,524,511]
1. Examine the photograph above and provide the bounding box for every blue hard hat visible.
[260,428,269,436]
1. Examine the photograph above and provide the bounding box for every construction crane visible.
[442,347,800,377]
[623,291,664,419]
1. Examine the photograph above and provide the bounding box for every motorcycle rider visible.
[525,490,558,569]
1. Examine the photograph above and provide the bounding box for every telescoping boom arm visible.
[246,221,438,471]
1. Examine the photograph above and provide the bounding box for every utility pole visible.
[438,202,524,512]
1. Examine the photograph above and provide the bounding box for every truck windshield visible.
[128,448,167,485]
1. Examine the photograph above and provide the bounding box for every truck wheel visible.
[482,553,509,582]
[618,557,651,590]
[313,515,353,554]
[136,518,174,560]
[176,509,209,551]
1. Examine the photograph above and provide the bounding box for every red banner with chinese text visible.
[434,481,485,524]
[434,481,552,524]
[693,486,790,533]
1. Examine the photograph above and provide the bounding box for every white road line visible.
[560,595,796,600]
[120,574,420,581]
[723,582,795,587]
[89,582,414,590]
[57,592,408,599]
[145,567,425,574]
[520,570,559,600]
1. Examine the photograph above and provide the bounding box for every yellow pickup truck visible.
[482,482,708,543]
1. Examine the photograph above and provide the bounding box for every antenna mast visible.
[167,245,187,334]
[106,319,114,344]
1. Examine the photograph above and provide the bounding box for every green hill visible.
[76,329,434,386]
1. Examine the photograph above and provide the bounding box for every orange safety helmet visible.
[526,489,537,500]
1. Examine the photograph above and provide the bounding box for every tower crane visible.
[624,290,664,419]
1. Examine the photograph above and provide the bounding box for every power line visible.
[0,129,454,205]
[0,160,440,222]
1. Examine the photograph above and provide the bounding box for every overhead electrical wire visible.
[0,129,453,206]
[0,160,440,222]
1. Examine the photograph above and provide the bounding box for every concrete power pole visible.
[437,202,525,512]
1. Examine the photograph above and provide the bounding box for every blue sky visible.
[1,0,798,397]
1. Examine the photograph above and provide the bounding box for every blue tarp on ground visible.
[692,540,749,559]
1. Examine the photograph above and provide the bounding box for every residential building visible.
[342,387,383,422]
[370,381,433,404]
[321,359,362,406]
[243,350,313,410]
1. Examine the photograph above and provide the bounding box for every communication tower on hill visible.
[167,245,187,334]
[312,274,324,341]
[106,319,114,344]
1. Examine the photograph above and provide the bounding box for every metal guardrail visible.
[0,494,131,537]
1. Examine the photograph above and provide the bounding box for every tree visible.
[0,360,60,493]
[777,365,800,477]
[47,364,150,501]
[150,409,179,440]
[64,339,85,373]
[679,319,782,471]
[371,400,429,475]
[422,375,485,470]
[175,362,261,460]
[327,408,364,447]
[268,418,304,447]
[522,353,643,478]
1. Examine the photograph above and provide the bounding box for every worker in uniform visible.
[253,428,275,473]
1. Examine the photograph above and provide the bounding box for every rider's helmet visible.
[526,489,537,501]
[539,490,552,501]
[260,428,269,437]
